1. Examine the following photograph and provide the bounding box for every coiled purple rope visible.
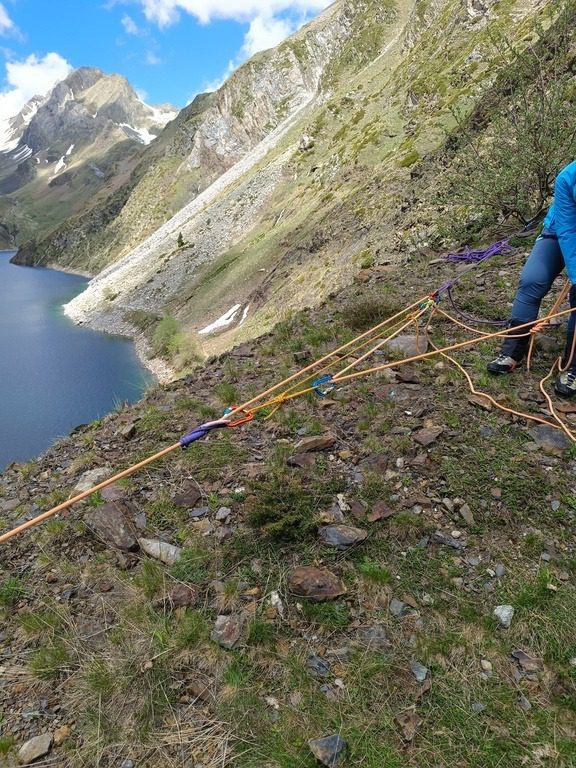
[445,238,514,263]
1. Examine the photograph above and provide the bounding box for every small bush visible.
[301,601,350,629]
[176,610,208,647]
[248,618,276,647]
[357,558,392,584]
[343,297,401,332]
[246,475,320,541]
[0,577,26,607]
[0,737,15,755]
[29,643,70,679]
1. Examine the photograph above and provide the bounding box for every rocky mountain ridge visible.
[0,67,176,247]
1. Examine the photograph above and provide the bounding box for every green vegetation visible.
[0,576,26,607]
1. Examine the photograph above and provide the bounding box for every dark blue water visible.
[0,253,153,470]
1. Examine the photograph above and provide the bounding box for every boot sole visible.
[487,364,519,376]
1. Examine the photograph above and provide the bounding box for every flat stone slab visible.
[385,335,428,359]
[172,485,202,508]
[528,425,572,456]
[414,426,444,447]
[295,433,337,453]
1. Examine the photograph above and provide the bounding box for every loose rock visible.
[410,661,429,683]
[18,733,53,765]
[85,502,138,551]
[307,654,331,677]
[528,425,571,456]
[459,503,475,526]
[74,468,110,492]
[318,524,368,549]
[518,695,532,711]
[288,567,346,602]
[432,530,464,550]
[494,605,514,628]
[173,485,202,508]
[211,614,244,649]
[138,538,182,566]
[386,335,428,358]
[308,735,347,766]
[295,434,337,453]
[414,426,444,447]
[389,598,406,618]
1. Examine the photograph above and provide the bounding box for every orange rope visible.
[539,360,576,442]
[426,312,560,430]
[226,296,429,419]
[4,298,576,546]
[0,444,179,544]
[526,280,571,372]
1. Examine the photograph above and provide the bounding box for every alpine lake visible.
[0,252,153,470]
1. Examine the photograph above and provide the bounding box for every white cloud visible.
[122,14,142,35]
[0,52,73,122]
[137,0,330,27]
[242,14,295,57]
[0,3,14,34]
[146,49,161,65]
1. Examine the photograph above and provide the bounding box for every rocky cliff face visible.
[0,67,176,247]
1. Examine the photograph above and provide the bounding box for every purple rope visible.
[180,419,229,448]
[435,236,516,326]
[445,238,514,263]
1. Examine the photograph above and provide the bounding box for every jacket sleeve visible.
[555,173,576,283]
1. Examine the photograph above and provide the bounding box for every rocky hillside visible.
[42,0,565,374]
[1,245,576,767]
[0,67,176,248]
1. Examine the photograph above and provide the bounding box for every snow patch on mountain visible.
[199,304,242,335]
[54,155,67,174]
[119,123,157,145]
[12,144,32,161]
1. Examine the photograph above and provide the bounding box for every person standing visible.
[487,159,576,396]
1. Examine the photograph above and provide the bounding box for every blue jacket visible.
[543,160,576,282]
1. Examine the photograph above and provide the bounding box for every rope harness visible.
[1,251,574,545]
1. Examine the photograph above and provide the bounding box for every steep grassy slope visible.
[1,243,576,767]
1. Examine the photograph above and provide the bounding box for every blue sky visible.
[0,0,331,117]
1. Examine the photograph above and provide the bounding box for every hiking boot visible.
[554,369,576,397]
[487,354,521,375]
